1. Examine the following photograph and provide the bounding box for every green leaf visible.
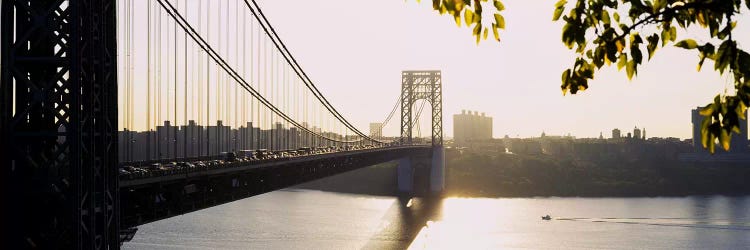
[465,9,475,26]
[720,128,731,151]
[661,29,671,46]
[700,104,715,116]
[630,33,643,44]
[561,69,571,94]
[646,34,659,60]
[626,60,635,79]
[697,54,707,71]
[715,40,732,73]
[617,54,627,70]
[554,0,566,8]
[700,114,712,147]
[474,23,482,44]
[653,0,666,12]
[494,0,505,11]
[669,26,677,41]
[492,23,500,41]
[495,14,505,29]
[675,39,698,49]
[601,9,611,25]
[738,51,750,73]
[632,46,643,64]
[553,6,565,21]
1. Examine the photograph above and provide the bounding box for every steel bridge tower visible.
[400,71,443,146]
[398,70,444,194]
[1,0,119,249]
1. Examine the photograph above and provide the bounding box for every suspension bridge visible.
[1,0,444,249]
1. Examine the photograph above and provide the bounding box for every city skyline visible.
[255,0,750,139]
[116,1,750,140]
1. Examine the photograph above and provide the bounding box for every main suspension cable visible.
[157,0,364,144]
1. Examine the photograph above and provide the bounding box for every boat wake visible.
[553,217,750,231]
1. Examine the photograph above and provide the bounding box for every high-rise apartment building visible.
[369,122,383,139]
[453,110,492,145]
[612,128,621,139]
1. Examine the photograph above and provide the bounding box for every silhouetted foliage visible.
[422,0,506,43]
[420,0,750,153]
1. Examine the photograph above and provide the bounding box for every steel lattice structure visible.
[1,0,119,249]
[400,71,443,146]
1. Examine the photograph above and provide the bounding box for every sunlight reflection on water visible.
[125,192,750,250]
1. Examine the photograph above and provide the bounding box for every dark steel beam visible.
[1,0,119,248]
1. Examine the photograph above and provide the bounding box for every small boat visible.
[541,215,551,220]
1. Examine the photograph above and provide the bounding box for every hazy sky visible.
[117,1,750,140]
[253,0,750,139]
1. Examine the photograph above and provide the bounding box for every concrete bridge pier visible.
[397,157,414,193]
[397,146,444,196]
[430,146,445,193]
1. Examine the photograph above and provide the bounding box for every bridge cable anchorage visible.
[156,0,364,144]
[242,0,381,143]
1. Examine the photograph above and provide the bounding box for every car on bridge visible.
[255,149,270,159]
[220,152,237,162]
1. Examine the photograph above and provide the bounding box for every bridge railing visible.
[118,144,429,181]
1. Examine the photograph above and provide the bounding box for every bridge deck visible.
[119,146,431,229]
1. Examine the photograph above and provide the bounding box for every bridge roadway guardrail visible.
[119,145,430,188]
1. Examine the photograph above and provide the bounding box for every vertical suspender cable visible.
[235,0,239,152]
[166,1,172,158]
[123,0,129,161]
[262,30,266,149]
[147,0,152,161]
[130,0,135,160]
[157,3,162,159]
[225,0,231,153]
[183,0,188,158]
[216,0,222,154]
[198,0,203,156]
[206,0,211,155]
[268,47,278,150]
[159,0,354,146]
[173,0,178,159]
[243,0,376,143]
[241,1,247,150]
[256,17,260,150]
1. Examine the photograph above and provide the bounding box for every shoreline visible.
[291,187,750,199]
[292,153,750,199]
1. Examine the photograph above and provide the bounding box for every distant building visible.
[633,127,642,140]
[692,107,748,152]
[453,110,492,145]
[612,128,621,139]
[369,122,383,139]
[507,138,542,155]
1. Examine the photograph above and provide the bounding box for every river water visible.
[123,190,750,249]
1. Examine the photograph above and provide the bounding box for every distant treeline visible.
[295,151,750,197]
